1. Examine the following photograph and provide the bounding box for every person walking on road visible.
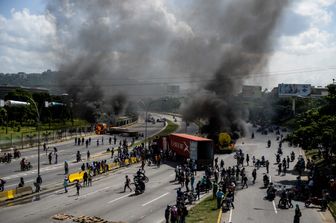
[87,150,90,160]
[48,152,52,165]
[54,152,58,164]
[216,189,224,209]
[294,204,302,223]
[246,154,250,166]
[18,177,24,188]
[83,171,88,187]
[190,174,195,191]
[196,181,200,200]
[63,177,68,193]
[242,175,248,188]
[164,205,170,223]
[252,168,257,184]
[35,175,42,192]
[0,178,6,191]
[123,175,132,192]
[75,180,81,196]
[265,160,270,174]
[278,163,282,175]
[64,161,69,175]
[88,171,92,186]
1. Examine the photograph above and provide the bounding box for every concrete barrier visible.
[15,186,33,198]
[0,190,8,202]
[108,162,119,171]
[68,171,85,183]
[125,159,130,165]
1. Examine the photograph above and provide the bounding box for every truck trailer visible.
[160,133,214,170]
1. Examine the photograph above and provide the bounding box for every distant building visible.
[0,85,49,99]
[241,85,262,98]
[311,86,329,98]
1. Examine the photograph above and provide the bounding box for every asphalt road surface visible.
[0,113,167,191]
[0,113,203,223]
[219,126,334,223]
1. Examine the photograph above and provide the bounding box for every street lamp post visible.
[25,97,41,177]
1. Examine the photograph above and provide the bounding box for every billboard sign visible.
[278,84,311,97]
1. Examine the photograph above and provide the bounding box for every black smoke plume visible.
[181,0,288,136]
[47,0,288,127]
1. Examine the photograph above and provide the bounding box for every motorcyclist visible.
[20,158,31,171]
[134,175,145,194]
[137,168,146,178]
[266,183,276,200]
[278,186,288,208]
[263,174,269,188]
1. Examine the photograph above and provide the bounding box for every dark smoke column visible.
[182,0,288,136]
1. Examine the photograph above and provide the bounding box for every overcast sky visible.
[0,0,335,89]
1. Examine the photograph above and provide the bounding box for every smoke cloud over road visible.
[48,0,288,129]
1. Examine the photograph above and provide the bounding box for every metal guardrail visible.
[0,126,94,150]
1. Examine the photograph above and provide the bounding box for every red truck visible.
[160,133,214,170]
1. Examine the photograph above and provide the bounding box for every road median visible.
[185,194,221,223]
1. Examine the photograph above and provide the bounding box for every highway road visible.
[0,113,202,223]
[0,113,167,191]
[219,126,334,223]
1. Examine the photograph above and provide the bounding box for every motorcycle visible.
[305,197,328,210]
[133,176,146,195]
[20,162,32,171]
[183,191,196,204]
[278,197,293,209]
[0,153,12,163]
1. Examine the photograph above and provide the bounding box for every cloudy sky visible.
[0,0,335,89]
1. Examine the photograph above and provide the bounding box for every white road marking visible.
[142,192,169,206]
[228,208,233,222]
[108,192,132,204]
[272,200,278,214]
